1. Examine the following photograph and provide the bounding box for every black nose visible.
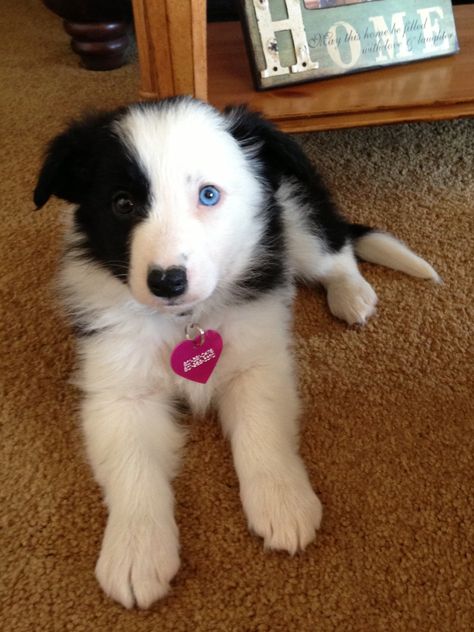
[147,266,188,299]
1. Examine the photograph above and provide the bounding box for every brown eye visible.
[113,192,135,216]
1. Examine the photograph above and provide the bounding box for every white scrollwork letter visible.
[253,0,319,78]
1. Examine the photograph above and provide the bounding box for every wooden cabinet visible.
[132,1,474,131]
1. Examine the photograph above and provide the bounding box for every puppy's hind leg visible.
[312,225,441,324]
[285,211,377,325]
[317,243,378,326]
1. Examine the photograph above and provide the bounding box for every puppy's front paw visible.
[95,514,180,609]
[241,470,322,554]
[327,275,378,325]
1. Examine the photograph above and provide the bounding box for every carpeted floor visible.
[1,1,473,630]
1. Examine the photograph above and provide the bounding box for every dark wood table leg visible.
[42,0,132,71]
[63,20,130,70]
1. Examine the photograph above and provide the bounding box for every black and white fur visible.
[34,97,439,609]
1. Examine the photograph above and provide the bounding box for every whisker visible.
[99,260,130,280]
[104,262,129,271]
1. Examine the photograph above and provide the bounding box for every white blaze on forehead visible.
[115,100,248,209]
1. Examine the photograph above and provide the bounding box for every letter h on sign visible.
[254,0,318,78]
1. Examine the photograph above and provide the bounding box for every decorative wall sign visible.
[239,0,459,89]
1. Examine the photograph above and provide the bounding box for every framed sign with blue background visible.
[239,0,459,89]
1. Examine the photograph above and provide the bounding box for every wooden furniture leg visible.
[62,21,131,71]
[131,0,207,99]
[43,0,132,70]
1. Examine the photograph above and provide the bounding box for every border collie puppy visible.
[34,97,439,609]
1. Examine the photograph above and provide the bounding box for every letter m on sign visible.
[253,0,318,78]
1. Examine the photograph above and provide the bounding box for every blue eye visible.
[199,185,220,207]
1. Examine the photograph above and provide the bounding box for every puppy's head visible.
[34,97,265,313]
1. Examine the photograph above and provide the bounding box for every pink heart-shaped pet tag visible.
[170,330,223,384]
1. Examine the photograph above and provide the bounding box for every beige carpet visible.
[2,1,473,630]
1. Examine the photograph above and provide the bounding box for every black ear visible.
[33,112,113,209]
[223,105,317,190]
[223,105,349,250]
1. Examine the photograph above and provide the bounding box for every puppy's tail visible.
[350,224,441,283]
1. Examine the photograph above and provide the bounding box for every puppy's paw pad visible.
[242,472,322,554]
[328,276,378,325]
[96,517,180,609]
